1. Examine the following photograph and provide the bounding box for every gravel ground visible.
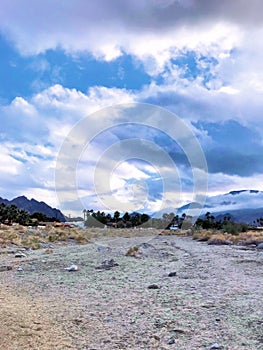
[0,234,262,350]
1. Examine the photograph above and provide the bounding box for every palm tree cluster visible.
[195,212,248,234]
[0,203,60,226]
[83,209,189,229]
[0,203,30,225]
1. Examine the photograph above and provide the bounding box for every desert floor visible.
[0,232,262,350]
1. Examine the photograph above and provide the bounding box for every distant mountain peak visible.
[228,189,260,196]
[0,195,65,222]
[228,190,247,195]
[16,195,27,199]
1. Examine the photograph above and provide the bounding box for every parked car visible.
[169,225,180,230]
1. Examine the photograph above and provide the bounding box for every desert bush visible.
[222,222,248,235]
[223,222,239,235]
[192,230,213,241]
[125,246,139,257]
[48,234,56,242]
[207,233,233,245]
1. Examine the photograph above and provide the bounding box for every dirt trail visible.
[0,284,73,349]
[0,235,262,349]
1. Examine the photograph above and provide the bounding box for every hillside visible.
[178,190,263,224]
[0,196,65,222]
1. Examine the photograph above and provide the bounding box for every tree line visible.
[83,209,191,229]
[83,209,253,234]
[195,212,249,234]
[0,203,59,226]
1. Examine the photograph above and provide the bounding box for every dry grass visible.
[193,229,263,245]
[1,224,262,250]
[192,229,214,241]
[234,230,263,245]
[0,225,90,249]
[0,226,161,250]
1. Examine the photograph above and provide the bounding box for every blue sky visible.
[1,0,263,216]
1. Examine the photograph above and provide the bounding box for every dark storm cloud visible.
[0,0,262,55]
[197,120,263,177]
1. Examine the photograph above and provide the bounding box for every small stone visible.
[168,271,177,277]
[257,242,263,250]
[172,328,185,334]
[139,242,153,249]
[210,343,222,349]
[0,265,12,272]
[167,337,175,345]
[17,266,23,272]
[64,264,79,272]
[97,245,110,252]
[96,259,119,270]
[44,248,53,254]
[15,252,27,258]
[148,284,159,289]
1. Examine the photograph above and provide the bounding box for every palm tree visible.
[114,211,120,222]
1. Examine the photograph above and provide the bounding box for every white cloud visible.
[1,0,263,213]
[1,79,262,213]
[0,85,135,208]
[0,1,258,52]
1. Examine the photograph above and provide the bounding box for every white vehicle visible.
[169,225,180,230]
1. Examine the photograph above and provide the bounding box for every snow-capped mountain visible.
[203,190,263,213]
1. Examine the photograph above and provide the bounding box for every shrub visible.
[125,246,139,257]
[192,230,213,241]
[223,222,239,235]
[207,233,233,245]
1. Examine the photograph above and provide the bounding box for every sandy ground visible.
[0,234,262,350]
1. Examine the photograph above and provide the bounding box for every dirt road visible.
[0,235,262,349]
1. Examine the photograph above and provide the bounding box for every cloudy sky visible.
[1,0,263,216]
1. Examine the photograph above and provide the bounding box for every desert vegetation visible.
[0,223,262,251]
[0,203,263,250]
[0,202,61,226]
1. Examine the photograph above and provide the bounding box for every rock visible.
[172,328,185,334]
[17,266,23,272]
[0,265,12,272]
[44,248,53,254]
[210,343,222,349]
[167,337,175,345]
[168,271,177,277]
[148,284,159,289]
[153,335,160,341]
[15,252,27,258]
[97,245,111,252]
[96,259,119,270]
[103,259,118,267]
[139,242,154,249]
[257,242,263,250]
[64,264,79,272]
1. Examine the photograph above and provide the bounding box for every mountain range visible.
[1,190,263,225]
[178,190,263,224]
[0,196,65,222]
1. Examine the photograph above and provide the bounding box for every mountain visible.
[0,196,66,222]
[178,190,263,224]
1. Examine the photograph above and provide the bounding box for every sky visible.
[1,0,263,217]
